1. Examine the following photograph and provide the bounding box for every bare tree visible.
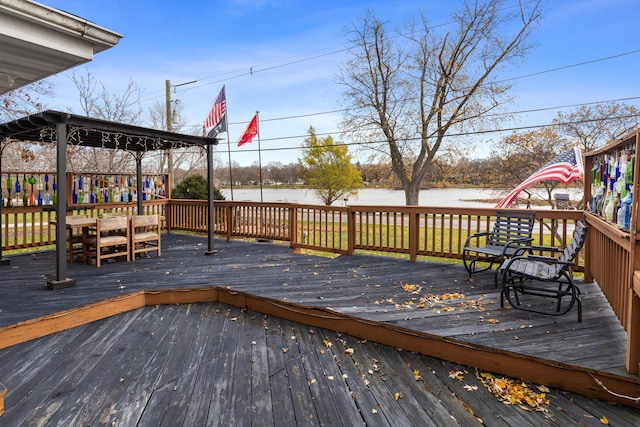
[67,68,144,173]
[493,128,571,208]
[1,81,54,169]
[0,81,52,122]
[554,102,640,153]
[338,1,542,205]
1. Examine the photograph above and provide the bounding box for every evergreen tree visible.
[172,174,224,200]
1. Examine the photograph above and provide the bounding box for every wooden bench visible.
[500,220,588,321]
[462,210,536,286]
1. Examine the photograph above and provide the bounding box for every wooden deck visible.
[0,233,639,425]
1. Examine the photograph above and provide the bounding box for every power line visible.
[211,111,640,160]
[181,94,640,139]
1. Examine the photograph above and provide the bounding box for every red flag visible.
[496,147,583,208]
[237,114,258,147]
[202,86,226,138]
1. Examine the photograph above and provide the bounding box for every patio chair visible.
[66,214,87,263]
[131,214,161,259]
[500,220,588,321]
[83,216,130,267]
[462,210,536,286]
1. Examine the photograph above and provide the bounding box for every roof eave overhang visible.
[0,0,123,94]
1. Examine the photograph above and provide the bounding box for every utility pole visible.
[165,80,174,192]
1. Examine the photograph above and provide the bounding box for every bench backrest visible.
[99,216,129,232]
[132,214,158,228]
[488,210,536,246]
[556,220,588,268]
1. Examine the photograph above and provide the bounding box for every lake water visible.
[221,187,503,208]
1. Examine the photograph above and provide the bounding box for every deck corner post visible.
[226,204,233,242]
[625,291,640,375]
[288,205,297,247]
[409,207,418,262]
[347,207,355,256]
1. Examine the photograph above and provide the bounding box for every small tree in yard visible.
[300,127,364,205]
[172,174,224,200]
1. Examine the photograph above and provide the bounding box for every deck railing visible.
[0,199,588,267]
[164,200,586,269]
[583,213,640,373]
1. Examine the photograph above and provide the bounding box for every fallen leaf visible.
[600,416,609,425]
[394,392,405,400]
[309,378,317,385]
[449,370,464,381]
[464,385,478,391]
[282,347,289,353]
[344,348,355,355]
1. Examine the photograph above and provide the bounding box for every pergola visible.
[0,110,219,289]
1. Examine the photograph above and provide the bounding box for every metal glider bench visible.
[463,210,536,286]
[500,220,588,321]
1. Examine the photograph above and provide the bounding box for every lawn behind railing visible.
[1,200,585,269]
[167,201,585,270]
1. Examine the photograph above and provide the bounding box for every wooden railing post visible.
[166,200,173,233]
[409,207,418,262]
[226,204,233,242]
[289,205,297,247]
[347,207,355,256]
[626,292,640,374]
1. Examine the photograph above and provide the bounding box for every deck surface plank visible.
[0,302,639,425]
[0,234,639,425]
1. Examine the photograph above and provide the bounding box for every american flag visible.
[496,146,583,208]
[202,86,227,138]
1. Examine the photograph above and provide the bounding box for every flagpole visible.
[225,105,234,200]
[256,110,263,202]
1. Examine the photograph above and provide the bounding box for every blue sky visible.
[42,0,640,166]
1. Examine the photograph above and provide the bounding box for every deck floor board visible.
[0,234,639,425]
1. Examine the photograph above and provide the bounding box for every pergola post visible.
[48,116,75,289]
[0,144,10,266]
[136,152,143,215]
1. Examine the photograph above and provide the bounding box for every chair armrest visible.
[505,236,534,246]
[503,254,574,270]
[498,237,534,256]
[526,244,562,253]
[524,255,574,265]
[464,231,491,247]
